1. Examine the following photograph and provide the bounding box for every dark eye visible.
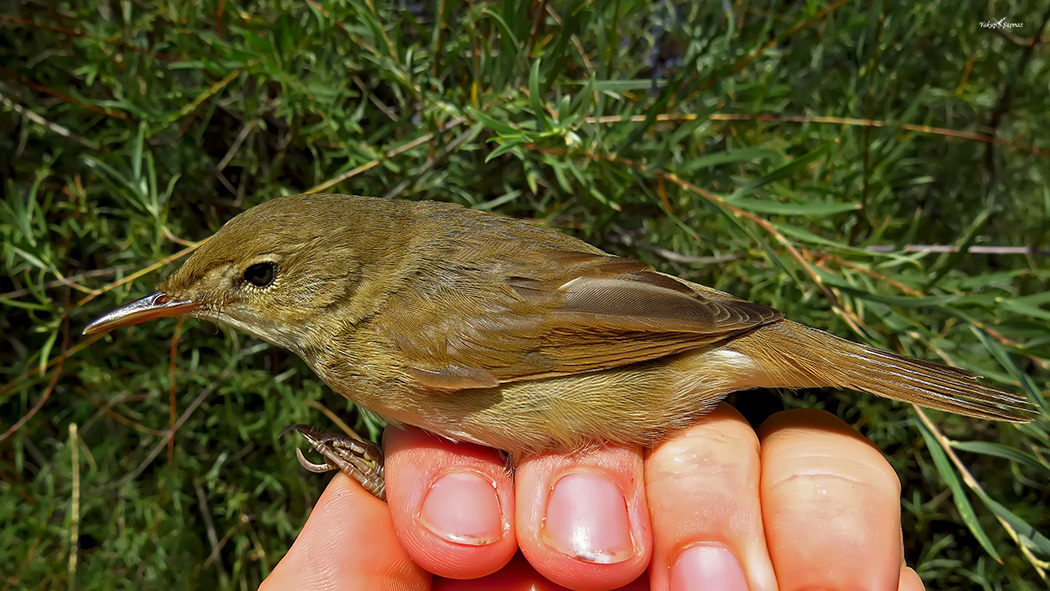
[243,262,277,287]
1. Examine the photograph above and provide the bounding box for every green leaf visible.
[37,328,58,374]
[467,107,519,136]
[917,420,1002,562]
[723,197,860,216]
[528,59,550,132]
[978,494,1050,557]
[486,139,526,161]
[999,298,1050,322]
[949,441,1050,477]
[677,148,785,174]
[970,327,1049,414]
[728,142,834,199]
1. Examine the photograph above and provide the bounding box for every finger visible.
[384,426,517,579]
[515,444,652,591]
[899,566,925,591]
[759,409,903,591]
[433,552,652,590]
[260,472,430,590]
[433,553,573,591]
[644,404,776,591]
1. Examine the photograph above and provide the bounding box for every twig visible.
[0,341,64,441]
[168,318,184,465]
[381,122,480,199]
[0,336,96,398]
[166,70,242,125]
[864,244,1047,255]
[352,75,398,122]
[813,254,923,297]
[308,116,467,194]
[68,423,80,591]
[610,232,745,265]
[529,145,868,334]
[916,408,1050,579]
[0,267,131,300]
[635,245,744,266]
[581,113,1049,159]
[544,3,599,106]
[215,119,257,172]
[195,479,230,584]
[306,399,361,441]
[121,362,237,485]
[0,87,99,149]
[202,515,253,572]
[0,15,178,61]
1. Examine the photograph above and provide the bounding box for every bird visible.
[84,193,1038,497]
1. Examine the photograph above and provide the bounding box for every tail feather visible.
[733,320,1038,422]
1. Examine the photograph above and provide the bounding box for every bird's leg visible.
[497,448,517,474]
[281,424,386,501]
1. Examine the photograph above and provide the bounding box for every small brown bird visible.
[85,194,1036,496]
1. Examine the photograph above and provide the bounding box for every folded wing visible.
[373,249,782,390]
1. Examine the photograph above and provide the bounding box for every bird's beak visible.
[83,292,200,335]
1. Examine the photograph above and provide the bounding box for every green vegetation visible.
[2,0,1048,588]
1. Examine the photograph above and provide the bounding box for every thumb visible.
[261,472,430,590]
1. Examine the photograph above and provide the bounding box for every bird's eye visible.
[243,262,277,288]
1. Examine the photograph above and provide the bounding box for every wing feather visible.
[372,248,783,390]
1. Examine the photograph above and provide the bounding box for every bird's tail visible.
[730,320,1038,422]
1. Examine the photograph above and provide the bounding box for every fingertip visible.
[898,567,926,591]
[385,426,517,579]
[758,409,901,497]
[758,408,868,443]
[516,445,652,591]
[644,404,775,591]
[758,409,902,591]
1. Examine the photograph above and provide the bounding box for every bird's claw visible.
[294,448,333,473]
[282,424,386,501]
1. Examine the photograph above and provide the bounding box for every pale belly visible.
[331,348,757,457]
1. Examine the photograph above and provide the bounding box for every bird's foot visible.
[281,424,386,501]
[497,448,517,474]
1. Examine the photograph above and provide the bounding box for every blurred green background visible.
[2,0,1049,588]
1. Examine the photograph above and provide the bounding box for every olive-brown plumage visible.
[85,194,1036,457]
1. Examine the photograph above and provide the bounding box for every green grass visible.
[2,0,1049,588]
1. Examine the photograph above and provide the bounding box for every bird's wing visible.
[372,249,783,390]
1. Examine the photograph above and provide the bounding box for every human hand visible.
[260,406,924,590]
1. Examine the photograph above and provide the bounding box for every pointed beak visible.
[83,292,200,335]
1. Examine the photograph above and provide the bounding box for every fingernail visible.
[418,470,503,545]
[542,472,634,564]
[670,544,749,591]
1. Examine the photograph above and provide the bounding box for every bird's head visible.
[84,194,411,354]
